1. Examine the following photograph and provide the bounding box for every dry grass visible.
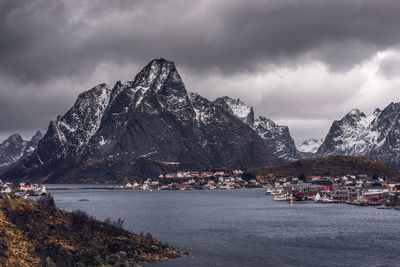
[0,198,181,266]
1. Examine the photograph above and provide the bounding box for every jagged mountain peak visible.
[342,108,366,123]
[298,138,324,153]
[132,58,183,94]
[76,83,110,101]
[217,96,247,106]
[347,108,363,116]
[37,83,113,162]
[213,97,299,161]
[3,133,23,144]
[317,101,400,169]
[0,131,43,174]
[255,116,278,129]
[30,131,43,143]
[382,101,400,113]
[213,96,254,125]
[373,108,382,117]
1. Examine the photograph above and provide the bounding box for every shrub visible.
[104,217,124,229]
[37,193,56,208]
[145,232,153,239]
[71,209,93,235]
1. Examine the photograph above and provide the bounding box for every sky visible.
[1,0,400,146]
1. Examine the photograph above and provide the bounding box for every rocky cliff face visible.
[2,59,278,183]
[317,103,400,169]
[213,97,254,126]
[0,131,43,175]
[214,97,300,161]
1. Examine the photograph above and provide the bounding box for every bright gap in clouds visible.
[183,49,400,146]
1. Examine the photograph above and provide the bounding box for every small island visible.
[0,196,181,266]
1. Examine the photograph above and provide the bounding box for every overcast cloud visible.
[1,0,400,145]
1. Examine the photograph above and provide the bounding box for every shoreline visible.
[0,197,182,266]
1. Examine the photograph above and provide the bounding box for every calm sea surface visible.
[46,187,400,267]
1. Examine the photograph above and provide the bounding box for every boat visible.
[377,206,390,209]
[40,186,47,196]
[315,193,323,203]
[352,196,369,206]
[321,195,339,203]
[265,186,274,195]
[273,194,289,201]
[315,193,338,203]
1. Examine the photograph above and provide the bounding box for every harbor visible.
[266,174,400,208]
[4,169,400,209]
[49,187,400,267]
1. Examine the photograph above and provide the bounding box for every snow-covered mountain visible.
[298,138,324,153]
[214,97,300,161]
[2,59,278,183]
[0,131,43,174]
[317,103,400,169]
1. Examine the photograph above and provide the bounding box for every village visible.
[109,170,257,190]
[0,180,47,198]
[265,174,400,208]
[2,171,400,209]
[109,170,400,208]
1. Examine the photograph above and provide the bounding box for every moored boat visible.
[274,194,289,201]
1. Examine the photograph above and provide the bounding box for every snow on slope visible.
[298,138,324,153]
[0,131,43,174]
[317,104,400,169]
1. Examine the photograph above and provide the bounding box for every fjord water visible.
[49,188,400,266]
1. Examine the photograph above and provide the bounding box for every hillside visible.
[0,197,180,266]
[252,155,400,181]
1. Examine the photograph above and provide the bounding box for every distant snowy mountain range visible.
[2,58,400,182]
[317,104,400,169]
[298,138,324,153]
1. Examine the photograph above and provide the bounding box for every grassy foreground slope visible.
[253,155,400,181]
[0,198,180,266]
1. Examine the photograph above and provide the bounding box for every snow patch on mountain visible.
[318,103,400,169]
[0,131,43,174]
[321,108,380,155]
[225,98,251,121]
[298,138,324,153]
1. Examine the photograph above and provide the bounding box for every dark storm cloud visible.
[2,0,400,83]
[2,0,400,142]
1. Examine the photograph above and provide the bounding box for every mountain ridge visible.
[317,102,400,169]
[2,59,279,183]
[213,96,300,161]
[0,131,43,175]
